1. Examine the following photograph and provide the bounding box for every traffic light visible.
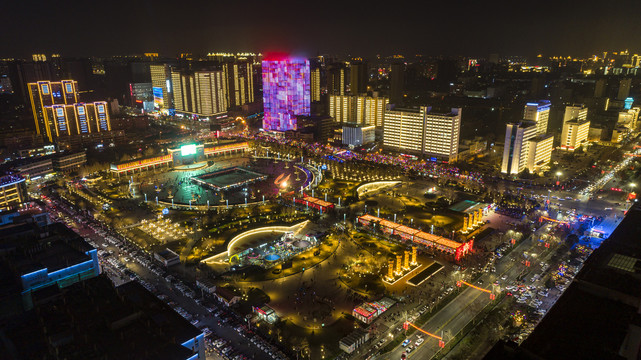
[456,281,461,287]
[403,322,409,331]
[525,260,531,267]
[438,340,445,348]
[489,293,496,300]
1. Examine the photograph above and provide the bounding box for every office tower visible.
[262,58,310,132]
[350,59,368,95]
[523,100,551,135]
[390,62,404,105]
[383,108,425,154]
[129,82,153,110]
[383,107,461,162]
[594,78,607,97]
[329,94,388,127]
[617,78,632,100]
[527,134,554,172]
[28,80,78,141]
[310,60,322,102]
[423,108,461,162]
[28,80,111,143]
[223,61,255,108]
[327,62,347,96]
[150,63,172,109]
[172,70,228,119]
[43,102,110,137]
[0,174,28,211]
[561,105,590,151]
[501,122,538,174]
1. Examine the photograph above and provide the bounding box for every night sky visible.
[4,0,641,58]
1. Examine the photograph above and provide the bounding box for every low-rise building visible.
[154,248,180,267]
[214,287,240,307]
[339,328,370,354]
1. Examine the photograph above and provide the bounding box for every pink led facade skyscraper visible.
[262,58,310,132]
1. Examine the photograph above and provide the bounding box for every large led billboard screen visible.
[181,144,197,156]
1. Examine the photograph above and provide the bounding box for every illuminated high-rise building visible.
[349,59,368,95]
[171,70,228,119]
[150,64,173,110]
[523,100,551,135]
[327,62,347,96]
[310,65,321,102]
[262,58,310,132]
[561,105,590,151]
[28,80,78,142]
[390,62,405,105]
[223,61,255,107]
[329,94,388,127]
[28,80,110,143]
[501,122,537,175]
[383,107,461,162]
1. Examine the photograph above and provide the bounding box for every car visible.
[402,339,411,347]
[415,338,424,346]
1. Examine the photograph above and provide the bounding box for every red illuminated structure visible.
[358,214,473,260]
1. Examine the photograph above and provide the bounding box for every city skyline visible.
[5,0,641,59]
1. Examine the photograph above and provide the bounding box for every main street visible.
[385,221,555,360]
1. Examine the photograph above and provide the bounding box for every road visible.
[386,222,554,360]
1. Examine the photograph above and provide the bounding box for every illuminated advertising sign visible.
[41,84,49,95]
[77,106,85,115]
[65,82,73,93]
[56,108,64,117]
[153,87,164,109]
[97,104,105,113]
[181,144,197,156]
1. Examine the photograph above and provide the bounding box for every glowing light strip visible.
[405,322,442,340]
[459,280,491,294]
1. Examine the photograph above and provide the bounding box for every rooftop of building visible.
[339,328,369,347]
[0,222,94,276]
[1,275,201,360]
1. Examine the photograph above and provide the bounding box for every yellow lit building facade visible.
[329,94,388,127]
[561,105,590,151]
[28,80,111,143]
[172,70,228,119]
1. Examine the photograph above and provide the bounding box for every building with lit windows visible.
[501,121,538,175]
[223,61,255,108]
[383,107,461,162]
[523,100,551,135]
[327,62,347,96]
[561,105,590,151]
[310,65,321,102]
[329,94,388,127]
[28,80,111,144]
[342,124,375,146]
[262,58,310,132]
[0,175,28,211]
[383,107,425,154]
[150,63,173,110]
[349,59,368,95]
[424,108,461,162]
[28,80,78,141]
[171,69,228,119]
[527,134,554,173]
